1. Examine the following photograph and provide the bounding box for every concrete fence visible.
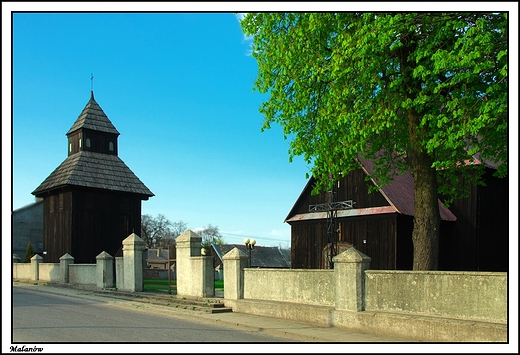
[364,270,507,323]
[13,231,508,342]
[69,264,97,286]
[12,233,146,292]
[38,263,61,282]
[244,269,335,306]
[223,246,507,342]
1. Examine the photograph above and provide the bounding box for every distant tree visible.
[198,224,225,249]
[240,13,508,270]
[24,241,35,263]
[141,214,183,248]
[171,220,188,240]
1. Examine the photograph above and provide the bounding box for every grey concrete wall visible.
[12,263,32,280]
[364,270,507,323]
[68,264,97,285]
[332,308,507,342]
[38,263,60,282]
[244,269,335,306]
[225,247,507,342]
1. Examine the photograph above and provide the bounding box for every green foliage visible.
[24,241,35,263]
[241,13,507,200]
[241,13,508,270]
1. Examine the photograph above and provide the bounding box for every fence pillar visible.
[176,230,214,297]
[333,247,371,311]
[122,233,147,292]
[115,257,124,290]
[96,251,114,289]
[201,254,215,297]
[59,253,74,283]
[222,247,248,300]
[30,254,43,281]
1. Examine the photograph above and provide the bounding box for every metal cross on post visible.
[309,181,355,269]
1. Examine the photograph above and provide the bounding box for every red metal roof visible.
[285,157,457,223]
[358,157,456,221]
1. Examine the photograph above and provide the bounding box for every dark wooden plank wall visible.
[476,170,508,271]
[72,189,142,263]
[43,191,72,263]
[338,214,398,270]
[43,188,142,263]
[292,169,390,216]
[289,169,397,269]
[290,221,327,269]
[290,214,399,270]
[440,168,508,271]
[290,167,508,271]
[396,215,414,270]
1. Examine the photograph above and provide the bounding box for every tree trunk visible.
[411,149,441,270]
[401,30,442,270]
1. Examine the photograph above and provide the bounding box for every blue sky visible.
[5,3,518,250]
[8,11,317,247]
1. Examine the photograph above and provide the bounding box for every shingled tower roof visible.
[32,92,153,199]
[66,91,119,135]
[32,151,154,197]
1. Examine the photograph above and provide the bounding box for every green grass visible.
[143,279,223,292]
[144,279,176,286]
[143,279,176,292]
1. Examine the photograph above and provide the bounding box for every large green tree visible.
[240,13,508,270]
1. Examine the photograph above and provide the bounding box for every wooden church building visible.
[32,92,154,263]
[285,156,508,272]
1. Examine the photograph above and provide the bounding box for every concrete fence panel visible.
[244,269,335,306]
[12,263,32,280]
[68,264,97,286]
[365,270,507,323]
[38,263,60,282]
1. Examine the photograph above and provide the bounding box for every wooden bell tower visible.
[33,91,154,263]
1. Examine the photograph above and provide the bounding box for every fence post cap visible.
[332,247,371,263]
[59,253,74,261]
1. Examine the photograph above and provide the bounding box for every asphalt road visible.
[12,288,290,345]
